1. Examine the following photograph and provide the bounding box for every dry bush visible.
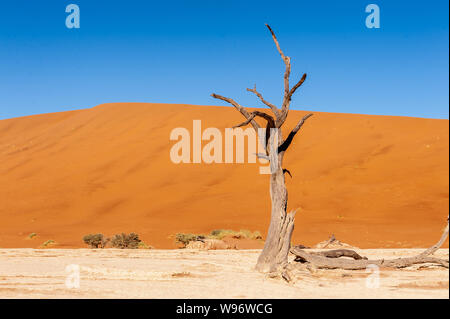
[27,233,37,239]
[110,232,141,249]
[40,240,56,248]
[210,229,262,240]
[175,233,206,247]
[83,233,109,248]
[186,238,234,250]
[175,229,262,248]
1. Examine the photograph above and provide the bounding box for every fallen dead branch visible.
[290,216,449,271]
[295,249,368,261]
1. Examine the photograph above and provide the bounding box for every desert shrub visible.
[28,233,37,239]
[237,229,252,238]
[210,229,223,237]
[83,233,109,248]
[111,232,141,249]
[251,231,263,240]
[210,229,262,240]
[41,240,55,247]
[209,229,235,239]
[175,233,205,246]
[238,230,263,240]
[176,229,262,247]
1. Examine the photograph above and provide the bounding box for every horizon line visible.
[1,102,449,122]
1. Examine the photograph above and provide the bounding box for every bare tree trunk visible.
[256,132,296,272]
[256,171,290,272]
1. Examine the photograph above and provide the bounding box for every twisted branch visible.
[211,93,260,132]
[290,216,449,270]
[278,113,313,153]
[246,85,280,118]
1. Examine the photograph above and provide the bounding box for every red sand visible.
[0,103,448,249]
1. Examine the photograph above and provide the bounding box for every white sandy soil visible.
[0,248,448,299]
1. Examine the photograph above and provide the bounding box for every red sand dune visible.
[0,103,448,249]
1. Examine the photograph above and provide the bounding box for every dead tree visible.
[211,24,312,272]
[211,25,449,277]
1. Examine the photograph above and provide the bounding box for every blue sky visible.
[0,0,448,120]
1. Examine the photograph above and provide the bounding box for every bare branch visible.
[291,216,449,270]
[211,93,260,131]
[291,248,449,270]
[246,85,280,117]
[288,73,307,101]
[419,216,449,257]
[252,111,276,153]
[315,249,368,260]
[251,110,276,128]
[233,113,256,128]
[265,24,288,62]
[276,74,307,126]
[283,168,292,178]
[230,110,276,155]
[232,110,275,130]
[278,113,313,153]
[212,92,276,156]
[293,249,368,261]
[265,24,291,127]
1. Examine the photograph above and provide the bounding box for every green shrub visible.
[111,232,141,249]
[83,233,109,248]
